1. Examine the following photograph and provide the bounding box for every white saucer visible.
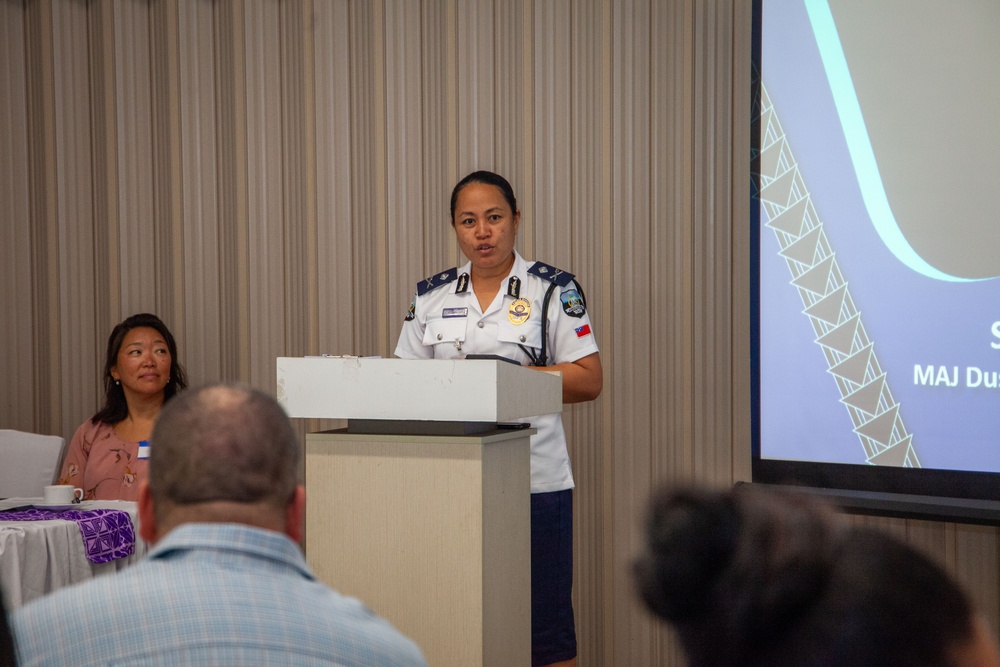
[33,503,80,511]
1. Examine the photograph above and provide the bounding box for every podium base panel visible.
[305,428,532,667]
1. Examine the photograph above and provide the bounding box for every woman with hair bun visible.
[58,313,187,500]
[634,485,1000,667]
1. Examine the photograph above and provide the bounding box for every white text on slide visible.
[914,365,1000,388]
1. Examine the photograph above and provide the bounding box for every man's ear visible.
[138,481,159,544]
[285,485,306,544]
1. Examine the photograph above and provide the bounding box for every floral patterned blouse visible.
[58,420,147,501]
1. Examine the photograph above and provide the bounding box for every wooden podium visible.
[277,357,562,667]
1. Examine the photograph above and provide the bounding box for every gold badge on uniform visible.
[508,297,531,325]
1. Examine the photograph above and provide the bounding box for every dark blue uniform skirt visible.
[531,489,576,665]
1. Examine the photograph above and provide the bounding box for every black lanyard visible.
[513,277,588,367]
[517,282,556,366]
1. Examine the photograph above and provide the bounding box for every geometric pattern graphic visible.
[753,80,920,468]
[0,508,136,563]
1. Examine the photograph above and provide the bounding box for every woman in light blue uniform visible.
[395,170,602,667]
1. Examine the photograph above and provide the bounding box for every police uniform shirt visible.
[394,251,599,493]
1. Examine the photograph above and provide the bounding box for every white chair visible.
[0,429,67,498]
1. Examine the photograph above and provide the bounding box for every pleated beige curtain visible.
[1,1,996,665]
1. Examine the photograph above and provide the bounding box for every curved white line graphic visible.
[804,0,978,283]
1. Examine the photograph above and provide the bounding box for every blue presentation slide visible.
[758,0,1000,472]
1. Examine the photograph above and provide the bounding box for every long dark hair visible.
[449,170,518,221]
[92,313,188,425]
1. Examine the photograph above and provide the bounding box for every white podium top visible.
[276,357,562,422]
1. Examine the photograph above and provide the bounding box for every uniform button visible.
[436,334,443,340]
[477,321,485,329]
[519,335,526,342]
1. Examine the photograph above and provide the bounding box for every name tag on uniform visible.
[442,307,468,318]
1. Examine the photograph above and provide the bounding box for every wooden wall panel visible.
[243,0,286,391]
[177,0,224,385]
[52,0,101,438]
[2,1,998,666]
[608,0,659,663]
[384,0,427,349]
[956,523,1000,631]
[562,0,612,662]
[416,1,457,289]
[113,1,160,312]
[0,0,35,431]
[279,0,318,362]
[89,1,121,329]
[346,0,381,358]
[495,0,529,223]
[313,0,356,356]
[454,0,496,173]
[214,0,251,382]
[23,0,62,433]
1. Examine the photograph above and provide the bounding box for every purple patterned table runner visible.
[0,508,136,563]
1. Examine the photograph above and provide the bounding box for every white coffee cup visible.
[43,484,84,504]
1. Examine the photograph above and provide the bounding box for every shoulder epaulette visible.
[417,267,458,296]
[528,261,575,287]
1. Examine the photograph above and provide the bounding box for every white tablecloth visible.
[0,498,147,608]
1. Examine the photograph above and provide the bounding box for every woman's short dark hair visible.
[92,313,187,425]
[634,485,977,667]
[449,170,518,221]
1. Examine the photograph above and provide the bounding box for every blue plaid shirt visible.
[12,523,427,666]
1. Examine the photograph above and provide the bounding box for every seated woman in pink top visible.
[59,313,187,500]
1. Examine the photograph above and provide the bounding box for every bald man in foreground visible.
[13,383,427,667]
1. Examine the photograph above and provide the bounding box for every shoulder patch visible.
[528,261,575,287]
[560,289,586,318]
[417,268,458,296]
